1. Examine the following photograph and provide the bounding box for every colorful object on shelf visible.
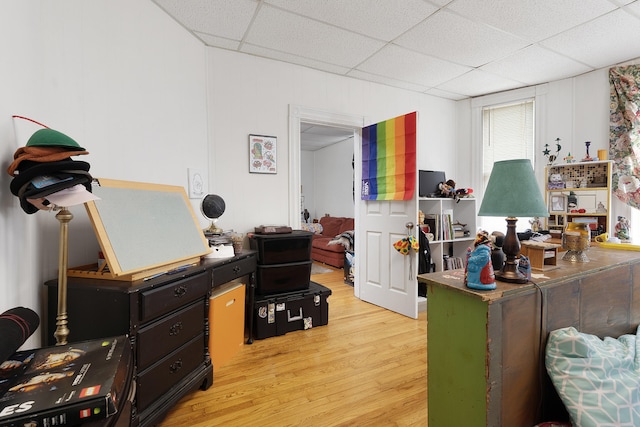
[582,141,594,161]
[615,215,630,241]
[464,230,496,291]
[361,112,416,200]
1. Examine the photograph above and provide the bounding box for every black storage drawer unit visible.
[249,230,313,265]
[256,260,312,295]
[253,281,331,340]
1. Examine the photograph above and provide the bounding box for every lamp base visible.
[495,217,528,284]
[495,263,528,284]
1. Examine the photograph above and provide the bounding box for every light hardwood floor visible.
[158,265,427,427]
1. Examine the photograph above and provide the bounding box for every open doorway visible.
[300,123,354,223]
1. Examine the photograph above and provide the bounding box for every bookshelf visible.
[544,161,612,239]
[418,197,477,272]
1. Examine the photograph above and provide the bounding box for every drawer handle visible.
[233,266,241,273]
[169,359,183,374]
[169,321,183,336]
[173,285,187,298]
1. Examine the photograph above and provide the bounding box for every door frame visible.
[288,105,365,294]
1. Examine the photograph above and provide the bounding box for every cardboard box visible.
[209,283,245,371]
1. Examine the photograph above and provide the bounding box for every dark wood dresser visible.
[419,246,640,427]
[45,251,257,427]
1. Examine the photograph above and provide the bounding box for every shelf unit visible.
[545,160,612,238]
[418,197,477,272]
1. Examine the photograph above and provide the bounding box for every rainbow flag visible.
[361,112,417,200]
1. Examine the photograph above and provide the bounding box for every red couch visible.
[307,216,354,268]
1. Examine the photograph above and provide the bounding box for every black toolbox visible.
[253,281,331,340]
[249,230,313,265]
[255,260,312,295]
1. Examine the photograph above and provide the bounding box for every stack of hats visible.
[7,128,93,214]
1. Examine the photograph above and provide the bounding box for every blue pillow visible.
[545,326,640,427]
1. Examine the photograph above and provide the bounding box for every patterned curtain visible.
[610,66,640,209]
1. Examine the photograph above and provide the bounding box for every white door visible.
[356,200,418,318]
[354,116,419,319]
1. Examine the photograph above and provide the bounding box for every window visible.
[480,99,535,233]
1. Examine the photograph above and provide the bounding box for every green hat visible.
[26,128,85,151]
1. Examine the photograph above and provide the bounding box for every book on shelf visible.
[0,335,132,427]
[443,255,464,270]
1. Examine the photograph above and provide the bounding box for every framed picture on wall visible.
[249,134,277,174]
[549,194,567,214]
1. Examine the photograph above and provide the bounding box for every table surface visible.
[418,244,640,302]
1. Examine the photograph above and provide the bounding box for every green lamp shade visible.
[478,159,549,218]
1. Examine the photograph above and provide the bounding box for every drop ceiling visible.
[152,0,640,101]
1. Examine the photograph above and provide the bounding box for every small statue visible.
[596,202,607,213]
[529,217,542,233]
[465,230,496,291]
[615,216,630,241]
[582,141,593,162]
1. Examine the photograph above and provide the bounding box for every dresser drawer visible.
[140,272,209,322]
[137,300,205,371]
[213,255,256,287]
[136,334,206,411]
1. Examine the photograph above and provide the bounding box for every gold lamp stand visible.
[54,207,72,345]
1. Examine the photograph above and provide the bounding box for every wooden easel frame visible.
[68,178,210,281]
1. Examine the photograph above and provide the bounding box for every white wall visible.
[1,0,208,348]
[463,64,639,238]
[312,139,355,219]
[1,1,459,348]
[205,48,458,235]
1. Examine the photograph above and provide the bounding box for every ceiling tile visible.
[447,0,618,42]
[347,69,432,93]
[540,9,640,68]
[153,0,258,40]
[246,5,385,68]
[395,9,529,67]
[436,69,525,97]
[265,0,439,41]
[241,44,352,75]
[357,44,472,88]
[423,87,468,100]
[480,45,594,85]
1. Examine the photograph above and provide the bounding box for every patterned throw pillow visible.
[545,326,640,427]
[299,223,323,234]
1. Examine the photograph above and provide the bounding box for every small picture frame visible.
[249,134,277,174]
[549,194,567,214]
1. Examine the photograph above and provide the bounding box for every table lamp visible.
[478,159,549,284]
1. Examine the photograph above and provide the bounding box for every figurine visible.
[564,152,574,163]
[464,230,496,291]
[543,138,562,166]
[582,141,593,162]
[529,217,542,233]
[596,202,607,213]
[615,216,630,241]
